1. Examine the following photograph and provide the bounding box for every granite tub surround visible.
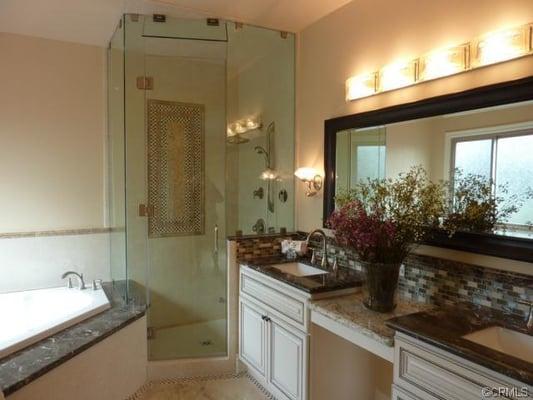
[386,303,533,385]
[0,283,146,396]
[310,293,433,347]
[240,255,363,294]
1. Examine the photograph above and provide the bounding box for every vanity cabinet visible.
[239,265,310,400]
[393,332,531,400]
[268,316,308,400]
[239,300,267,377]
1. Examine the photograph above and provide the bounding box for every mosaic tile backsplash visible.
[233,233,533,318]
[234,233,302,261]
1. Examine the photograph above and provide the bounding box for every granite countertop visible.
[386,304,533,385]
[240,256,363,294]
[0,283,146,396]
[309,293,433,347]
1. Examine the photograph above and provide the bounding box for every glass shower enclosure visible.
[107,14,294,361]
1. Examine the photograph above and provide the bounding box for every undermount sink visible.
[462,326,533,363]
[272,262,328,277]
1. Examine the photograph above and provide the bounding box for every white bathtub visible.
[0,287,111,359]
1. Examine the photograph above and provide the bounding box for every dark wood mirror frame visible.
[324,76,533,263]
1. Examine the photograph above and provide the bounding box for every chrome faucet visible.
[518,300,533,332]
[61,271,86,290]
[306,229,329,269]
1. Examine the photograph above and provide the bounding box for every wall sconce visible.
[295,167,323,197]
[346,72,378,101]
[473,25,531,67]
[379,60,417,92]
[419,44,469,81]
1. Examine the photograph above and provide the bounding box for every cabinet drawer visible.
[392,384,434,400]
[395,335,525,400]
[240,271,306,328]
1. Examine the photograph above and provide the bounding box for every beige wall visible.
[0,32,106,233]
[296,0,533,273]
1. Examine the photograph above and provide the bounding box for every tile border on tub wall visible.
[0,227,112,239]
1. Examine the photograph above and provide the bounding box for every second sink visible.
[272,262,328,277]
[462,326,533,363]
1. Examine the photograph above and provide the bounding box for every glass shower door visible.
[145,31,228,360]
[123,15,228,361]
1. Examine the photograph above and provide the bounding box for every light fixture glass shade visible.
[294,167,318,182]
[419,44,468,81]
[474,26,530,67]
[227,115,262,138]
[379,60,417,92]
[346,72,377,101]
[261,168,278,180]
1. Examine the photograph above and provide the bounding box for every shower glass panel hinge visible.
[147,327,155,340]
[138,204,154,217]
[136,76,153,90]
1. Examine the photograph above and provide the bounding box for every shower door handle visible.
[214,225,219,254]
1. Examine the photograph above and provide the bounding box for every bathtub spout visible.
[61,271,86,290]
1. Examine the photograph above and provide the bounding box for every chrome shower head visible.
[227,134,249,144]
[254,146,270,168]
[254,146,266,154]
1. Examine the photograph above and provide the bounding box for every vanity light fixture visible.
[473,25,531,67]
[295,167,323,197]
[379,60,417,92]
[345,72,378,101]
[419,44,469,81]
[345,22,532,101]
[227,115,262,138]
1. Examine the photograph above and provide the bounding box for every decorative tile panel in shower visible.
[147,99,205,237]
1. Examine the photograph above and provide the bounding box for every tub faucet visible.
[62,271,86,290]
[306,229,329,269]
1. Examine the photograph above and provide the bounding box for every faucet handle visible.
[310,249,316,265]
[332,256,338,271]
[92,279,103,290]
[67,277,73,289]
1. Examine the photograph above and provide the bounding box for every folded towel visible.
[281,240,308,256]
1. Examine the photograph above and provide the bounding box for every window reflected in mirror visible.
[335,126,386,194]
[451,128,533,232]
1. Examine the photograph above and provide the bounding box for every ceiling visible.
[0,0,353,47]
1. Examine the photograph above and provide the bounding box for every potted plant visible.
[328,167,446,312]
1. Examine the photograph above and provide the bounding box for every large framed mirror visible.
[324,76,533,262]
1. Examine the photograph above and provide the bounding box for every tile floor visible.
[129,373,274,400]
